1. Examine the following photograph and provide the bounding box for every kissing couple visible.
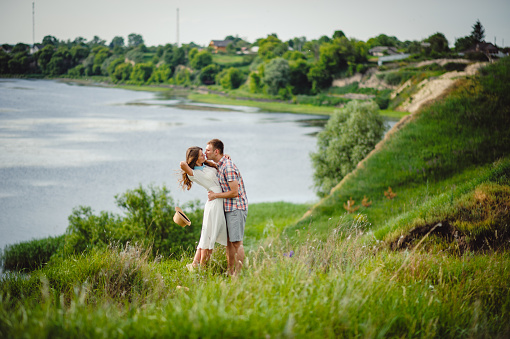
[179,138,248,276]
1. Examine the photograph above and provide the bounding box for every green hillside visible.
[0,58,509,337]
[287,57,510,248]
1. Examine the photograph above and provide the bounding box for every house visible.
[0,44,13,53]
[369,46,399,57]
[30,43,43,54]
[209,40,233,53]
[466,42,499,56]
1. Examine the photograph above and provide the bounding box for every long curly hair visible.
[179,146,217,191]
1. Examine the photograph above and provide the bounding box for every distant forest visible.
[1,20,507,98]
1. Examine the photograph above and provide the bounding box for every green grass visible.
[188,93,407,119]
[188,93,337,115]
[1,231,509,337]
[212,54,247,65]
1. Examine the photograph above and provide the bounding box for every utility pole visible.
[176,8,179,47]
[32,2,35,46]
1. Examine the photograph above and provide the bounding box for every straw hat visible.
[173,207,191,227]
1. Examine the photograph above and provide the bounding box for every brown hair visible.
[207,138,224,155]
[179,146,217,190]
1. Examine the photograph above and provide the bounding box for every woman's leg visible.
[192,248,202,266]
[200,248,213,266]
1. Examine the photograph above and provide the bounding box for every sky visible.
[1,0,509,48]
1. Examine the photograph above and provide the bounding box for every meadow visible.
[1,57,509,338]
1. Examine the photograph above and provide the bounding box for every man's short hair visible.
[208,139,224,155]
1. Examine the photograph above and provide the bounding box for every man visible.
[205,139,248,276]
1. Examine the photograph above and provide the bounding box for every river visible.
[0,79,330,250]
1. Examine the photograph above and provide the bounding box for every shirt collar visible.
[194,165,205,170]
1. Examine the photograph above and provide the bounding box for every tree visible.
[42,35,58,47]
[289,36,306,52]
[8,52,31,74]
[128,33,144,48]
[455,36,474,52]
[311,100,385,197]
[288,59,311,95]
[70,45,89,64]
[258,35,288,60]
[199,64,219,85]
[190,50,213,70]
[248,71,262,93]
[131,63,154,83]
[88,36,106,47]
[425,32,450,56]
[303,40,321,61]
[0,50,10,74]
[367,34,401,48]
[333,30,346,39]
[263,57,290,95]
[307,63,331,93]
[217,67,244,89]
[110,36,125,48]
[112,63,133,83]
[36,45,55,74]
[73,37,87,46]
[148,64,172,84]
[12,43,30,53]
[471,20,485,44]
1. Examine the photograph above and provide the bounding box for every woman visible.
[179,146,227,270]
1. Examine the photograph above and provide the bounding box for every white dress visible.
[189,166,228,249]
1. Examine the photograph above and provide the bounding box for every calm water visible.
[0,79,328,249]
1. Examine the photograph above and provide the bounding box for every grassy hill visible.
[0,58,509,338]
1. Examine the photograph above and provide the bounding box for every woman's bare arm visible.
[180,161,193,176]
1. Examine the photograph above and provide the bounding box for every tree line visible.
[0,21,504,97]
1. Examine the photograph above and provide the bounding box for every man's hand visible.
[208,191,217,201]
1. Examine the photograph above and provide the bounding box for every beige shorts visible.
[225,209,247,242]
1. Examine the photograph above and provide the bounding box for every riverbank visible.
[53,77,408,119]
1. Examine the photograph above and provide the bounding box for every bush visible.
[199,64,219,85]
[130,63,154,84]
[295,94,349,106]
[375,89,392,109]
[1,235,65,271]
[112,63,133,83]
[217,67,244,90]
[62,185,203,258]
[263,57,290,95]
[311,101,385,197]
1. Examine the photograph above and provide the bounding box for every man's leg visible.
[231,241,244,275]
[226,239,236,275]
[225,209,247,275]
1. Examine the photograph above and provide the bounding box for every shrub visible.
[311,100,385,197]
[130,63,154,84]
[62,185,202,258]
[111,63,132,83]
[248,71,262,93]
[263,57,290,95]
[217,67,244,90]
[199,64,219,85]
[1,235,65,271]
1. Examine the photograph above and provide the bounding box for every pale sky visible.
[1,0,509,48]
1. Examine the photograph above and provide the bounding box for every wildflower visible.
[284,250,295,258]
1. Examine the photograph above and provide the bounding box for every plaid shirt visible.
[217,156,248,212]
